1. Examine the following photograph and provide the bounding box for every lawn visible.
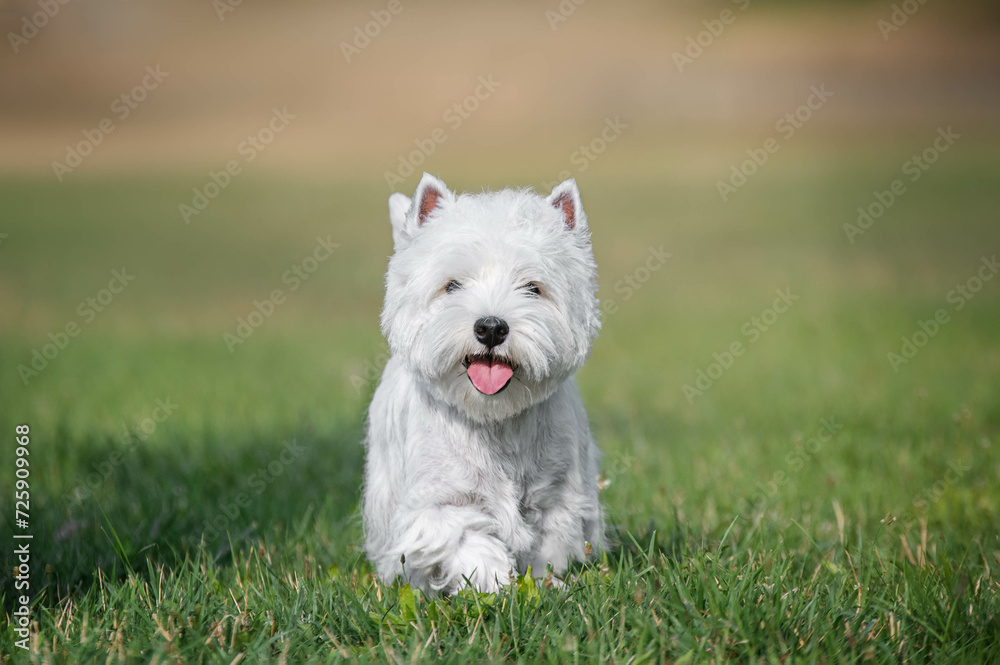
[1,141,999,662]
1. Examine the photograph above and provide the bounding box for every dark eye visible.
[522,282,541,297]
[445,280,463,293]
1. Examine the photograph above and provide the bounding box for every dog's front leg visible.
[520,484,604,577]
[388,504,515,594]
[522,502,588,576]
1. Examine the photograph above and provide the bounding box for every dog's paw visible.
[441,533,515,594]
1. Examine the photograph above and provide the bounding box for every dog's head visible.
[381,173,600,423]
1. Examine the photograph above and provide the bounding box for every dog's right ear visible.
[388,173,455,246]
[388,192,411,246]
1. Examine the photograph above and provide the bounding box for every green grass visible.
[1,145,999,662]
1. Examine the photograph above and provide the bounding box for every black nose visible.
[474,316,509,349]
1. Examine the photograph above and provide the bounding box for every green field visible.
[2,142,999,662]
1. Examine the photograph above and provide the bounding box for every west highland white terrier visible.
[362,173,604,594]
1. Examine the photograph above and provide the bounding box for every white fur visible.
[362,173,604,594]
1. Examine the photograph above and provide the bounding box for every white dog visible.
[362,173,604,594]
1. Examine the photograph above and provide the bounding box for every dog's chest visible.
[466,419,572,513]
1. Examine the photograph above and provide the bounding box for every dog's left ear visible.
[547,178,587,231]
[411,173,454,227]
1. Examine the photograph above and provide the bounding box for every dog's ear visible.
[388,174,455,246]
[388,192,411,245]
[546,178,586,231]
[411,173,454,227]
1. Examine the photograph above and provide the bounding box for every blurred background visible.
[1,0,999,597]
[2,0,999,331]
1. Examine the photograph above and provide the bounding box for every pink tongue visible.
[467,358,514,395]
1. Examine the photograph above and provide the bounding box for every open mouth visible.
[464,354,515,395]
